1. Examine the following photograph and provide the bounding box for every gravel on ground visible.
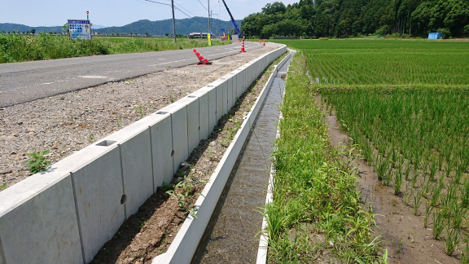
[0,43,280,190]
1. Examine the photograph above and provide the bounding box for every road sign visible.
[68,19,91,40]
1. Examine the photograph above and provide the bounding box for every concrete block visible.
[179,95,200,154]
[252,62,258,84]
[240,67,248,93]
[159,102,189,174]
[106,123,153,217]
[203,85,218,133]
[237,69,246,96]
[71,142,125,263]
[0,172,83,264]
[254,60,260,80]
[217,79,229,116]
[191,88,210,140]
[243,65,252,88]
[254,61,260,81]
[226,76,234,109]
[151,111,174,186]
[225,73,235,107]
[235,70,243,99]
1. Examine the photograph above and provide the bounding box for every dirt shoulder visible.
[0,43,280,190]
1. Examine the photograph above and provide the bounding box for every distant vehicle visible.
[188,32,208,39]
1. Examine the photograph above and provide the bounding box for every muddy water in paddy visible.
[191,58,292,263]
[324,107,456,264]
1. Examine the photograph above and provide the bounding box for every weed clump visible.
[24,150,51,174]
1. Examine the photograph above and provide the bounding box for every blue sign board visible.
[68,19,91,40]
[428,32,442,39]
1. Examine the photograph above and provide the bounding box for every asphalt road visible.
[0,42,263,107]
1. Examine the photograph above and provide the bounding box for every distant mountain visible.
[0,23,63,33]
[0,17,240,36]
[94,17,241,36]
[92,24,106,29]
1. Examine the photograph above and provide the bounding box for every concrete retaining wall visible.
[0,45,286,264]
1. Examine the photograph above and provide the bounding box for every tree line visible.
[241,0,469,39]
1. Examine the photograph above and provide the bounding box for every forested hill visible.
[0,18,239,36]
[94,17,239,36]
[241,0,469,39]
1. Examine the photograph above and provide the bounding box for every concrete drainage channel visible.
[191,51,295,264]
[0,46,287,264]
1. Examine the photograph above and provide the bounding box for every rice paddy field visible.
[269,39,469,263]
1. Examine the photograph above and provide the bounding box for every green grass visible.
[95,36,229,54]
[0,32,108,63]
[264,52,383,263]
[0,33,230,63]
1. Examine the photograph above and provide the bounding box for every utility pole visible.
[171,0,176,42]
[208,0,211,36]
[211,10,214,37]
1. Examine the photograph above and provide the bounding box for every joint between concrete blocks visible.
[148,126,156,193]
[117,144,128,219]
[70,170,87,264]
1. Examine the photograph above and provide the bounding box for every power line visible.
[174,6,193,18]
[172,5,207,28]
[174,2,197,17]
[138,0,211,35]
[197,0,208,11]
[142,0,171,7]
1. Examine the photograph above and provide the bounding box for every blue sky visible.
[0,0,298,27]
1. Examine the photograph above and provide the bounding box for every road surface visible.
[0,42,262,107]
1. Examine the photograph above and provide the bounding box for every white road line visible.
[78,76,108,79]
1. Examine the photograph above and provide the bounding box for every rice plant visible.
[413,189,423,216]
[432,211,446,240]
[394,168,402,196]
[444,225,460,256]
[424,202,433,228]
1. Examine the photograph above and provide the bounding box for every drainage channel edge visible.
[152,50,293,264]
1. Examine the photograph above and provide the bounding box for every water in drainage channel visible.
[191,56,294,264]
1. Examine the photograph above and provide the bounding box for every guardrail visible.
[0,45,287,264]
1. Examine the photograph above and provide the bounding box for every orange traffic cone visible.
[193,49,212,65]
[240,40,246,52]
